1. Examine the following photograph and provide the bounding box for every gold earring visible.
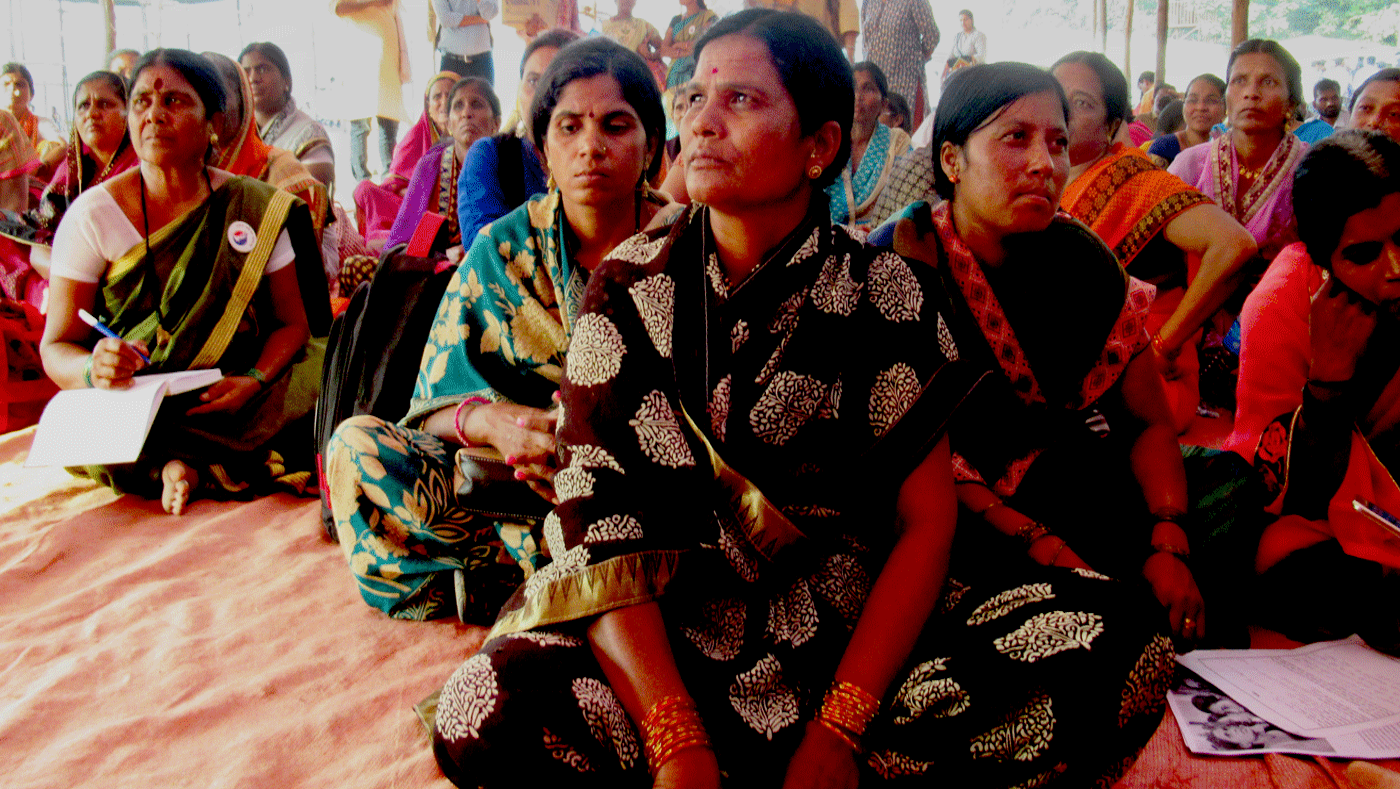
[547,172,557,191]
[807,164,823,179]
[210,131,219,146]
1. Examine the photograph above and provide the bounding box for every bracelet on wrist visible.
[1049,537,1068,567]
[1015,520,1051,547]
[83,354,95,388]
[640,695,711,777]
[452,396,491,447]
[818,680,879,740]
[977,498,1004,517]
[243,368,267,386]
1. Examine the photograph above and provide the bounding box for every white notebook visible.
[26,369,223,468]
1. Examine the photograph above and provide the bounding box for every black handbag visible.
[454,446,553,523]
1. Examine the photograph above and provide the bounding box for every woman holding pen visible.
[39,48,328,515]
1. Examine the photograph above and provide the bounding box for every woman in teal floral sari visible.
[325,38,670,622]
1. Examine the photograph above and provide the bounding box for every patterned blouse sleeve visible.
[488,232,717,637]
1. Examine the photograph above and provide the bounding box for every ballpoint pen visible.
[78,308,152,364]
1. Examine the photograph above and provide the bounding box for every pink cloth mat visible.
[1,425,1396,789]
[0,427,487,789]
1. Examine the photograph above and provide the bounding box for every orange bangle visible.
[818,680,879,737]
[640,695,711,776]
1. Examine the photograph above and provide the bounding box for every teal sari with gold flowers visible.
[325,191,590,621]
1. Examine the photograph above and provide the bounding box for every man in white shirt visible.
[432,0,499,84]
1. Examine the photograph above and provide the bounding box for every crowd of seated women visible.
[9,13,1400,789]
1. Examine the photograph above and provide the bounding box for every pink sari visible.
[353,71,458,246]
[0,130,137,309]
[1168,133,1307,261]
[1228,243,1400,569]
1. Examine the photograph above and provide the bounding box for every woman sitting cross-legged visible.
[39,48,329,515]
[353,70,459,250]
[3,71,138,309]
[383,77,500,259]
[1147,73,1226,166]
[456,29,581,243]
[1054,51,1257,433]
[1226,130,1400,653]
[240,41,336,187]
[825,61,911,232]
[324,38,670,623]
[882,63,1210,647]
[431,17,1174,788]
[203,52,330,244]
[1168,39,1307,263]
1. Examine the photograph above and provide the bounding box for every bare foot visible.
[161,460,199,515]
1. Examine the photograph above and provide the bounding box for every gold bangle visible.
[818,680,879,737]
[1015,520,1050,546]
[1049,538,1068,566]
[977,498,1004,516]
[640,695,711,776]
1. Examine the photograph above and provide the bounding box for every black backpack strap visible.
[498,133,526,211]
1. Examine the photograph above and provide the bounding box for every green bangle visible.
[244,368,267,386]
[83,354,94,388]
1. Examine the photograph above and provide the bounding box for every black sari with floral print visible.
[431,203,1175,789]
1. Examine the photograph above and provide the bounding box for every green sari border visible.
[107,197,203,282]
[189,188,294,369]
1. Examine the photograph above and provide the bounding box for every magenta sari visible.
[353,71,459,247]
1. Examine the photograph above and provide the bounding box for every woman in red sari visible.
[1,72,138,309]
[1054,51,1257,434]
[1227,130,1400,653]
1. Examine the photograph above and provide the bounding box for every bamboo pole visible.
[1156,0,1168,105]
[1125,0,1135,85]
[1091,0,1099,50]
[1099,0,1109,53]
[101,0,117,56]
[1232,0,1249,45]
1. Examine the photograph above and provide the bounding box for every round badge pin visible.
[228,221,257,253]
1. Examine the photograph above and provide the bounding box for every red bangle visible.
[453,396,490,446]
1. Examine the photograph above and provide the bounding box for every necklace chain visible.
[138,167,213,348]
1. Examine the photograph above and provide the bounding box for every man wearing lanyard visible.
[433,0,499,85]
